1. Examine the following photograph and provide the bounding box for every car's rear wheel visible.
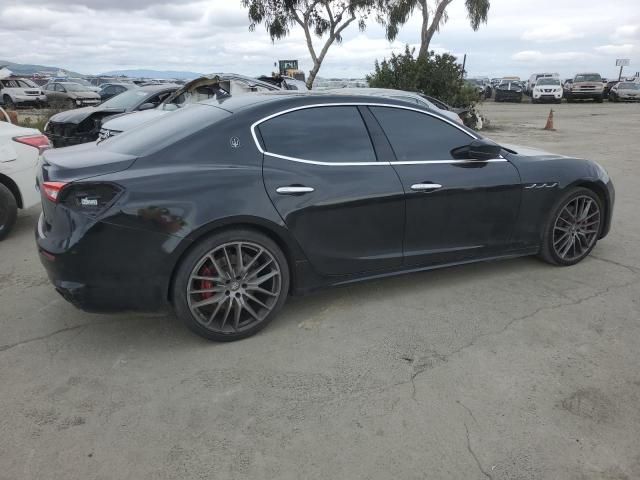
[0,183,18,241]
[539,187,603,266]
[172,229,290,341]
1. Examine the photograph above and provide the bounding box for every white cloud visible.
[594,44,636,55]
[612,24,639,41]
[0,0,637,80]
[522,24,584,42]
[512,50,592,62]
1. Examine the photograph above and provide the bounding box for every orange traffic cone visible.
[544,109,554,130]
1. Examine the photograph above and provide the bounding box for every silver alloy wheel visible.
[552,194,601,261]
[187,241,282,333]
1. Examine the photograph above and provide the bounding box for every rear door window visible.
[258,106,376,163]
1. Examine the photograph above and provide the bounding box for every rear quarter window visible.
[100,105,231,157]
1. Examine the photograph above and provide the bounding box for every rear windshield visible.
[100,104,231,157]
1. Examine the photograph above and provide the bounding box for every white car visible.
[527,73,559,95]
[0,78,48,109]
[531,77,563,103]
[0,108,50,239]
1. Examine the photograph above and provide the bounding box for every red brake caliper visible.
[198,265,215,300]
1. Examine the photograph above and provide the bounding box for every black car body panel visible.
[44,85,178,147]
[36,93,614,313]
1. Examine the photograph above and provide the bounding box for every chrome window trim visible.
[249,102,498,167]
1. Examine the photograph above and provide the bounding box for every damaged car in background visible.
[44,84,178,147]
[42,81,101,109]
[98,74,279,140]
[494,80,524,103]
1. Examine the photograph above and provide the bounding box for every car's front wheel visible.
[0,183,18,241]
[172,229,290,341]
[3,95,15,110]
[539,187,603,266]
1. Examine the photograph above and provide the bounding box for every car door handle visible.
[410,183,442,192]
[276,186,315,195]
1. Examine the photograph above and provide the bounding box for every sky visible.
[0,0,638,81]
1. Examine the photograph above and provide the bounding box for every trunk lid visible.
[38,143,136,224]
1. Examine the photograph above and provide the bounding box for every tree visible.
[381,0,490,60]
[367,46,479,107]
[242,0,376,89]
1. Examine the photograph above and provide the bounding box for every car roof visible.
[324,87,422,97]
[196,91,436,116]
[137,84,179,92]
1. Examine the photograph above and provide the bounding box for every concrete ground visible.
[1,101,639,480]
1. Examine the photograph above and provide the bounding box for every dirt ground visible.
[1,101,639,480]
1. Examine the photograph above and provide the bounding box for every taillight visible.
[59,183,122,215]
[13,134,51,155]
[42,181,67,203]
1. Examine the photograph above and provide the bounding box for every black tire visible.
[539,187,603,266]
[3,95,15,110]
[172,228,290,341]
[0,183,18,241]
[66,99,76,109]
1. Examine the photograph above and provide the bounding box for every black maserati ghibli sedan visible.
[36,93,614,341]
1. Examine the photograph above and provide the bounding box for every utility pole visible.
[461,54,467,80]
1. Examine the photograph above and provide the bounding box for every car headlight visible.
[76,99,82,105]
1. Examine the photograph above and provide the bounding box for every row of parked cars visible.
[0,76,168,109]
[473,73,640,104]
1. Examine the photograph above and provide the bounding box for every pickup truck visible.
[564,73,604,103]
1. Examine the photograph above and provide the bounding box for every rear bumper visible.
[36,213,181,312]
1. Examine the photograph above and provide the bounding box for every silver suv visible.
[0,78,47,108]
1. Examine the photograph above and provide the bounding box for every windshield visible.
[100,88,148,109]
[62,83,91,92]
[619,82,640,90]
[537,78,560,86]
[575,74,602,82]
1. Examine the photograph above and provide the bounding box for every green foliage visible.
[241,0,376,42]
[380,0,490,43]
[367,46,480,107]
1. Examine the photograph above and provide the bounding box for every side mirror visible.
[468,139,502,161]
[138,102,156,111]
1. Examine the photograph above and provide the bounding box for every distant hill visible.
[100,69,203,80]
[0,60,84,77]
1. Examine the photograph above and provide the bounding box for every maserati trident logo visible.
[230,136,240,148]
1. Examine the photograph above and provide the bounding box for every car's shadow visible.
[14,208,547,351]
